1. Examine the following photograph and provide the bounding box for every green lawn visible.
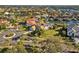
[40,29,58,38]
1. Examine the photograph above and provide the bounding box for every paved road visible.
[0,29,31,43]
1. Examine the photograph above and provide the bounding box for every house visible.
[0,18,9,25]
[67,20,78,36]
[67,20,79,44]
[26,17,37,26]
[72,26,79,44]
[7,23,19,30]
[26,17,52,31]
[26,17,37,31]
[40,23,53,30]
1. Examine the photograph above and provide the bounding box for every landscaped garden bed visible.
[3,32,16,39]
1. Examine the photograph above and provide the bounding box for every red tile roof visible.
[26,17,36,26]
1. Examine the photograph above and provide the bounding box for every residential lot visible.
[0,6,79,53]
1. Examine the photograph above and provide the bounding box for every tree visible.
[0,24,6,30]
[15,40,27,53]
[10,19,17,25]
